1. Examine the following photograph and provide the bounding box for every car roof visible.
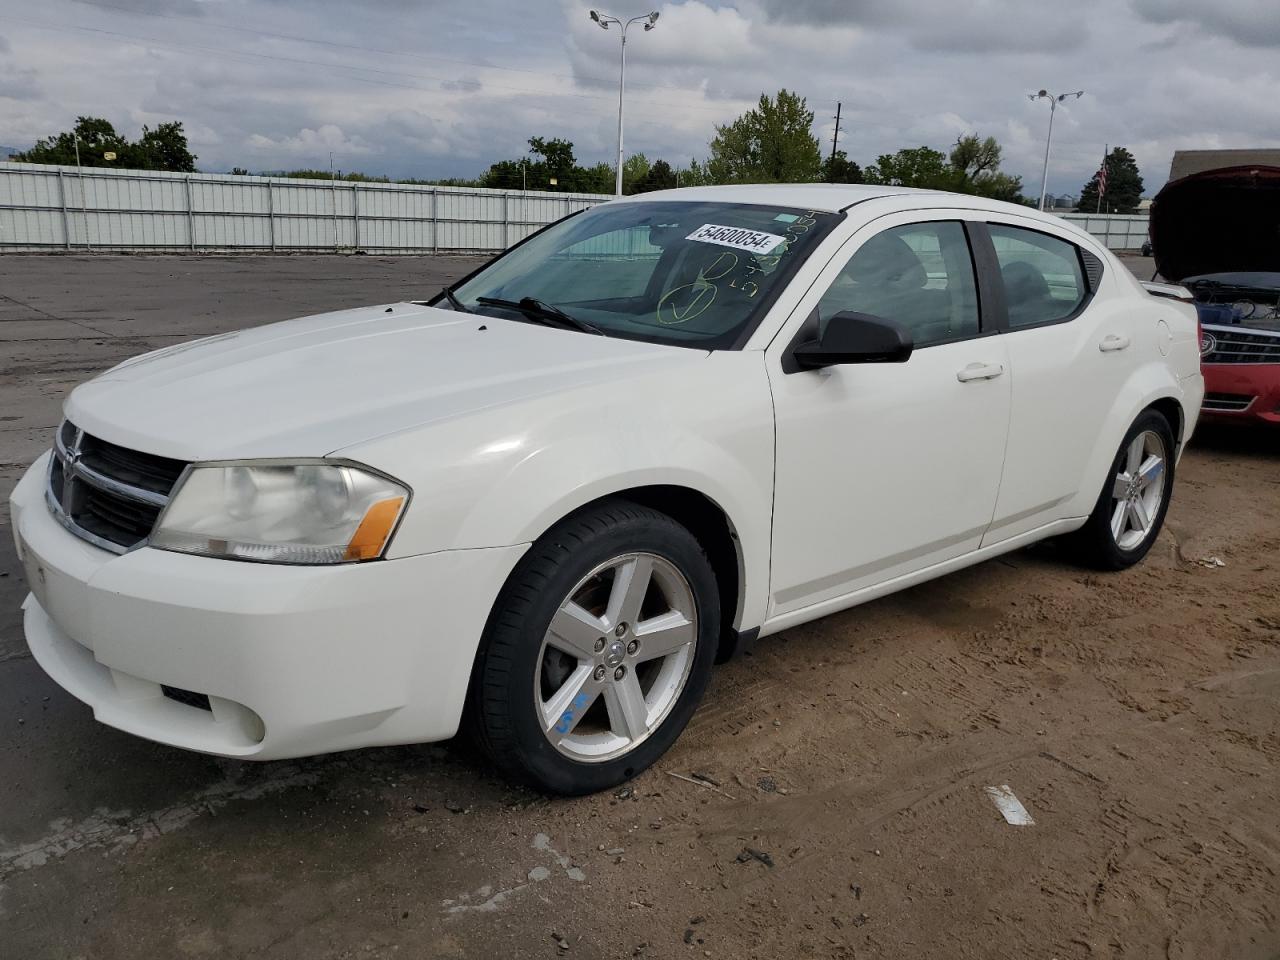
[613,182,1029,215]
[614,182,910,213]
[611,183,1102,250]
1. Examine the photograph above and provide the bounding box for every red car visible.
[1149,165,1280,424]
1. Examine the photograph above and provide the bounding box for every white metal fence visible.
[1060,213,1149,250]
[0,161,1152,253]
[0,162,611,253]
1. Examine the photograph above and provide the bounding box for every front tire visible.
[1066,408,1176,570]
[468,500,720,795]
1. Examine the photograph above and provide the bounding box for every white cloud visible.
[1131,0,1280,48]
[0,0,1277,197]
[245,124,374,159]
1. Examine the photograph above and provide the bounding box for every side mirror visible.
[791,311,913,369]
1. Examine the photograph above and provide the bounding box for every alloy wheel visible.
[1109,429,1167,551]
[534,552,698,763]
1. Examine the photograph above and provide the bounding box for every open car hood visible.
[1150,164,1280,282]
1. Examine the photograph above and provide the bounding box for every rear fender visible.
[1066,365,1189,518]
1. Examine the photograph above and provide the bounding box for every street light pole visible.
[1028,89,1083,211]
[590,9,659,197]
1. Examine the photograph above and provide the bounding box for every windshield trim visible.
[431,202,846,351]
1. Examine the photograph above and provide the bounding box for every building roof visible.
[1169,149,1280,183]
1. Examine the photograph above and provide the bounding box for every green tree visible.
[862,135,1027,203]
[948,134,1001,179]
[948,135,1026,203]
[575,162,616,194]
[480,139,621,193]
[480,159,528,190]
[707,89,822,184]
[15,116,129,166]
[621,152,650,193]
[966,171,1027,204]
[676,159,710,187]
[1078,146,1144,214]
[863,146,955,189]
[821,149,863,184]
[527,136,576,185]
[126,121,197,172]
[15,116,196,171]
[634,158,676,193]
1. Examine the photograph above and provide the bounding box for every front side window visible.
[988,224,1087,328]
[446,201,840,349]
[816,220,980,348]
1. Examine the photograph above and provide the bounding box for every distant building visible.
[1169,149,1280,182]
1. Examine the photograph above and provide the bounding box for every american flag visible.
[1097,159,1109,197]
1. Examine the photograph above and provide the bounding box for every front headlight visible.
[150,460,409,564]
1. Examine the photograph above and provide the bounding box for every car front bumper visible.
[10,452,527,760]
[1201,363,1280,424]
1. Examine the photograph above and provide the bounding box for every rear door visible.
[975,220,1132,544]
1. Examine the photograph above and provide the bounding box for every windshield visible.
[443,200,841,349]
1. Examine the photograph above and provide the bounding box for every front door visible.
[767,215,1012,619]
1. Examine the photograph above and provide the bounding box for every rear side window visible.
[988,224,1087,328]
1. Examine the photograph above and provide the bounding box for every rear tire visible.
[1065,409,1176,570]
[468,500,719,795]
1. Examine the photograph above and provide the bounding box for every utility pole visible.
[830,101,842,169]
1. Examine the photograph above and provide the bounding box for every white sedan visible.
[10,184,1204,794]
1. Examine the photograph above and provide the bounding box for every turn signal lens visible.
[345,496,407,561]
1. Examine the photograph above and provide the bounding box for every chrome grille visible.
[47,421,188,553]
[1202,324,1280,365]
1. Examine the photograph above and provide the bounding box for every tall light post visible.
[1028,89,1083,211]
[590,9,659,197]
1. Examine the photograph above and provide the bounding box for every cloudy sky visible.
[1,0,1277,197]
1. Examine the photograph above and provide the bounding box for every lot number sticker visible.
[686,223,786,254]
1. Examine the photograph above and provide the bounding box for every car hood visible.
[1181,271,1280,292]
[65,303,704,461]
[1150,164,1280,282]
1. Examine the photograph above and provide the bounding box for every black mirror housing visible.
[791,311,914,369]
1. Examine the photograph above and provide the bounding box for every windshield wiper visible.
[439,285,471,313]
[475,296,605,336]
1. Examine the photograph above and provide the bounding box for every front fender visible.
[338,351,776,631]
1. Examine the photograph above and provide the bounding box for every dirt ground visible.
[1,255,1277,959]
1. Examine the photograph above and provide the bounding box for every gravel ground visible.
[1,254,1277,960]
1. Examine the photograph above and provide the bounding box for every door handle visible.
[956,362,1005,383]
[1099,334,1131,352]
